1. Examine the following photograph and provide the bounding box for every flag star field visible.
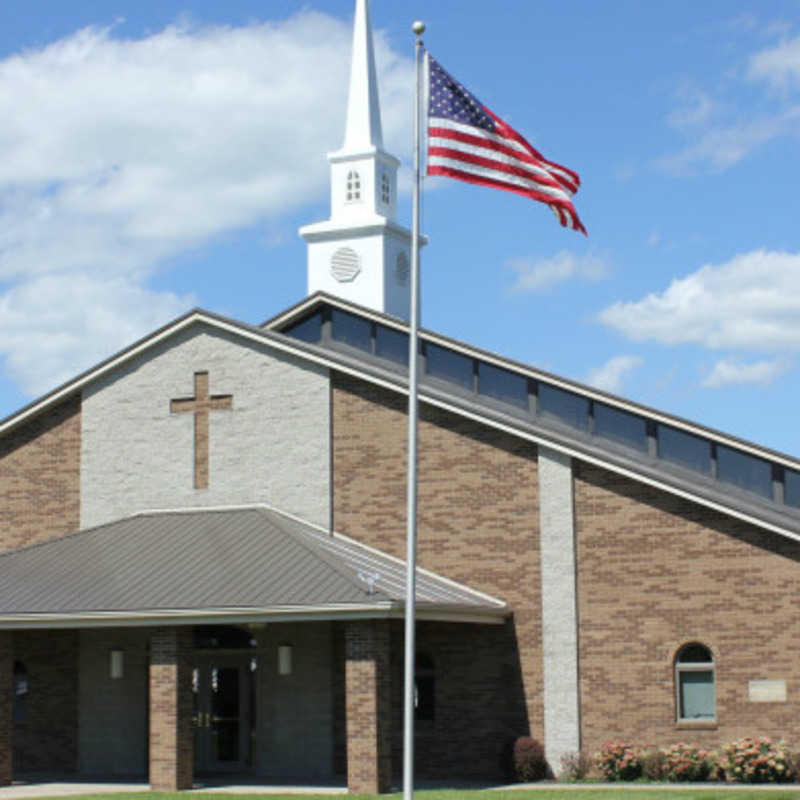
[0,0,798,456]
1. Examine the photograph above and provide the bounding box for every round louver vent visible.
[395,251,409,286]
[330,247,361,282]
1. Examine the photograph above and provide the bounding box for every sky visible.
[1,1,800,456]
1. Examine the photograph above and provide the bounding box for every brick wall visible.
[345,620,392,794]
[331,373,540,780]
[574,461,800,756]
[12,630,79,773]
[0,395,81,554]
[149,627,193,791]
[389,620,523,781]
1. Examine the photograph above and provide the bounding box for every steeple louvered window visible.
[346,171,361,202]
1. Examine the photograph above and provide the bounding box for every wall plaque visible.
[748,679,787,703]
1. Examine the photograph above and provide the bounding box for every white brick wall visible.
[538,446,580,774]
[80,323,330,529]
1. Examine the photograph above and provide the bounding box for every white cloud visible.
[0,272,195,396]
[506,250,607,294]
[0,16,414,396]
[598,250,800,351]
[655,110,797,173]
[656,34,800,174]
[666,86,715,130]
[702,357,790,388]
[749,34,800,88]
[586,355,643,393]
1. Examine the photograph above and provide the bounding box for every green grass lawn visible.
[30,789,800,800]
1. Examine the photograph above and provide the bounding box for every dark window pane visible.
[375,324,409,366]
[716,444,772,499]
[594,403,647,452]
[538,383,589,431]
[425,342,473,390]
[193,625,258,649]
[478,362,528,409]
[331,309,372,352]
[677,643,713,663]
[785,468,800,508]
[283,312,321,344]
[658,425,711,474]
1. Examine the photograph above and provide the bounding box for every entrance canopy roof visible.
[0,506,508,628]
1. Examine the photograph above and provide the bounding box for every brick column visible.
[0,632,11,786]
[345,620,392,794]
[149,627,193,791]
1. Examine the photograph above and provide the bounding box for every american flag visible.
[426,55,586,235]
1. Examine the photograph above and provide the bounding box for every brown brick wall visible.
[149,627,193,791]
[345,620,392,794]
[389,620,524,781]
[574,460,800,756]
[331,373,540,780]
[0,395,81,554]
[0,632,11,785]
[12,630,79,773]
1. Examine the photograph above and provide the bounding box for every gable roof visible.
[2,292,800,544]
[0,505,507,628]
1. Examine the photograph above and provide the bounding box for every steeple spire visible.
[342,0,383,152]
[299,0,420,319]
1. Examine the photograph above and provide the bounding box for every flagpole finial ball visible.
[412,21,425,36]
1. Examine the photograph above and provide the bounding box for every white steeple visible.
[299,0,415,319]
[342,0,383,152]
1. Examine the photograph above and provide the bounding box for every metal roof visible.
[0,506,507,628]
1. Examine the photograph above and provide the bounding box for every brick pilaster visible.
[0,632,12,786]
[345,620,392,794]
[149,627,193,791]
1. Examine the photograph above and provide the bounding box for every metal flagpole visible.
[403,19,425,800]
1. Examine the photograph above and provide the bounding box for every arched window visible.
[414,653,435,721]
[675,643,715,721]
[346,171,361,202]
[13,661,28,723]
[381,173,391,205]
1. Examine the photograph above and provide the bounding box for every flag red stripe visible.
[428,164,586,234]
[485,107,581,189]
[429,126,575,193]
[428,145,572,201]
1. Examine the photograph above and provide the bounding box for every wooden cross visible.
[170,372,233,490]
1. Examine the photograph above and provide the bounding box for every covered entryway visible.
[0,505,508,793]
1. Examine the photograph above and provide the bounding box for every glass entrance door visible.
[193,658,251,773]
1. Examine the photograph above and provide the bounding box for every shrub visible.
[596,741,642,781]
[513,737,548,782]
[721,737,794,783]
[662,742,713,782]
[559,750,591,782]
[640,748,666,781]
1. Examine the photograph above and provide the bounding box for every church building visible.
[2,1,800,794]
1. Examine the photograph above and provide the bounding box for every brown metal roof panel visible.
[0,506,506,620]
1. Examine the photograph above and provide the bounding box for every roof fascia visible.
[0,602,507,630]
